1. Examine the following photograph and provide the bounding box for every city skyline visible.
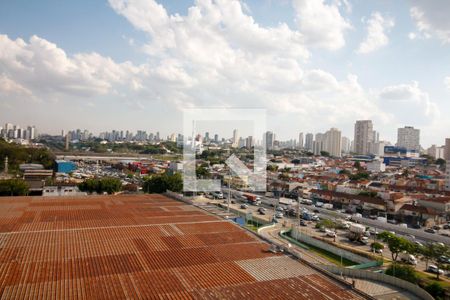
[1,1,450,146]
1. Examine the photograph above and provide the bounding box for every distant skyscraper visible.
[265,131,274,150]
[354,120,373,155]
[298,132,304,149]
[304,133,313,152]
[341,137,351,153]
[214,134,219,143]
[205,132,210,141]
[232,129,239,148]
[445,138,450,161]
[324,128,341,157]
[313,133,325,155]
[246,136,253,149]
[397,126,420,151]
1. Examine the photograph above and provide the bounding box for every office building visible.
[232,129,239,148]
[313,133,324,156]
[354,120,373,155]
[264,131,275,150]
[341,137,351,153]
[397,126,420,151]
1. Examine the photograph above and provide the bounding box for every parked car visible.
[326,230,336,238]
[258,207,266,215]
[438,256,450,264]
[427,265,444,275]
[313,209,320,213]
[276,206,284,212]
[360,236,369,245]
[319,226,327,233]
[240,204,248,209]
[432,225,441,230]
[300,220,307,227]
[414,241,423,247]
[275,212,284,218]
[425,228,437,234]
[412,223,421,229]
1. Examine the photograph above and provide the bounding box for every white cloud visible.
[292,0,352,50]
[378,81,439,126]
[445,77,450,90]
[0,34,142,98]
[410,1,450,43]
[357,12,394,54]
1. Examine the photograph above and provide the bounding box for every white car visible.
[326,230,336,237]
[427,265,444,275]
[275,212,284,218]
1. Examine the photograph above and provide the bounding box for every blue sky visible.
[0,0,449,147]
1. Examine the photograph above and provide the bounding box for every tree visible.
[142,173,183,193]
[0,179,29,196]
[315,219,336,230]
[424,282,445,300]
[377,231,414,262]
[385,264,418,284]
[196,165,210,178]
[354,161,362,170]
[422,242,450,280]
[267,165,278,172]
[320,151,330,157]
[435,158,446,167]
[78,178,122,194]
[371,242,384,254]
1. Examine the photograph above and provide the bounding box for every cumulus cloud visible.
[0,34,142,98]
[410,0,450,43]
[378,81,439,126]
[292,0,352,50]
[357,12,394,54]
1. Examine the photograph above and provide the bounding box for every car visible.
[212,191,224,199]
[440,232,450,237]
[372,247,383,254]
[313,209,320,213]
[432,225,441,231]
[406,234,415,240]
[412,223,421,229]
[275,212,284,218]
[276,206,284,212]
[427,265,444,275]
[288,208,297,216]
[319,226,327,233]
[326,230,336,237]
[311,215,320,221]
[300,220,307,226]
[414,241,423,247]
[360,237,369,245]
[240,204,248,209]
[443,224,449,229]
[438,256,450,264]
[363,231,371,237]
[369,228,379,235]
[258,207,266,215]
[425,228,437,234]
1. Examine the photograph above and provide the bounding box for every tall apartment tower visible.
[298,132,304,149]
[397,126,420,151]
[324,128,342,157]
[304,133,314,152]
[232,129,239,148]
[264,131,274,150]
[445,138,450,191]
[354,120,373,155]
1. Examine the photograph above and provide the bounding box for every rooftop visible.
[0,194,366,299]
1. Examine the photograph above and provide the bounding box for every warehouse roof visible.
[0,194,367,299]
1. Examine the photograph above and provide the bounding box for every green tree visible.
[424,282,445,300]
[142,173,183,193]
[78,178,122,195]
[385,264,418,284]
[377,231,414,262]
[422,242,450,280]
[320,151,330,157]
[196,165,210,178]
[0,179,29,196]
[370,242,384,253]
[435,158,446,167]
[267,165,278,172]
[315,219,336,230]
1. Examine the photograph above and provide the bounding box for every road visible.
[222,187,450,245]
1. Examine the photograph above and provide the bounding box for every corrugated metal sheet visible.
[0,194,366,299]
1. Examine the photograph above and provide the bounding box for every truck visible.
[278,197,293,206]
[323,203,333,210]
[347,223,367,243]
[400,252,417,265]
[244,193,261,206]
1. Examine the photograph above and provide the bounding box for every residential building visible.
[264,131,275,150]
[341,137,351,153]
[324,128,341,157]
[232,129,239,148]
[397,126,420,151]
[298,132,304,149]
[354,120,373,155]
[313,133,324,156]
[304,133,313,152]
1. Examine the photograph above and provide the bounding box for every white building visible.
[232,129,239,148]
[354,120,373,155]
[369,141,387,156]
[397,126,420,151]
[427,145,445,160]
[341,137,351,154]
[264,131,275,150]
[324,128,341,157]
[367,159,386,173]
[313,133,325,156]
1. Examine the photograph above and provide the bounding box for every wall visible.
[291,227,372,265]
[322,265,434,300]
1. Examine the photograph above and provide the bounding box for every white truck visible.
[323,203,333,210]
[278,197,293,206]
[400,252,417,265]
[347,223,367,243]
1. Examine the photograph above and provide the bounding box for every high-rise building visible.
[304,133,313,152]
[341,137,351,153]
[264,131,274,150]
[427,145,445,160]
[444,138,450,161]
[205,132,210,141]
[324,128,341,157]
[298,133,304,149]
[354,120,373,155]
[397,126,420,151]
[214,134,219,143]
[246,136,253,149]
[313,133,325,156]
[231,129,239,148]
